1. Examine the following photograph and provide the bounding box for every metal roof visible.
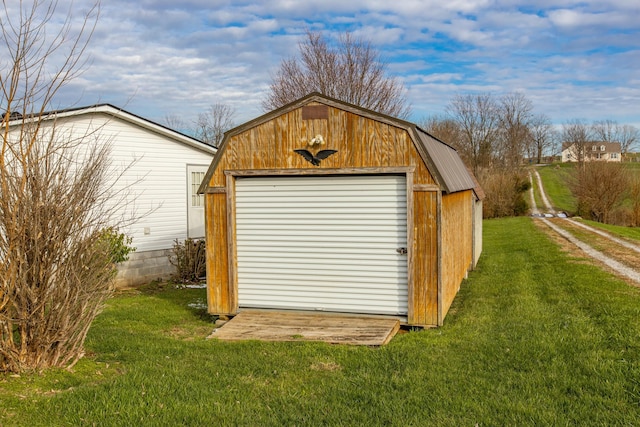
[415,128,477,194]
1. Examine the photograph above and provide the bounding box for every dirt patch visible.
[164,325,212,341]
[310,361,342,372]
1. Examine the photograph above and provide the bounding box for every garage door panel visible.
[239,289,409,303]
[238,277,408,289]
[238,257,407,268]
[237,232,403,241]
[239,266,407,279]
[237,249,402,259]
[235,175,408,316]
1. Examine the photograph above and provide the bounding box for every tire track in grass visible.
[567,219,640,255]
[532,169,556,215]
[539,217,640,285]
[530,169,640,286]
[532,168,640,253]
[528,171,541,216]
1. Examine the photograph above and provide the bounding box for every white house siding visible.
[8,109,214,287]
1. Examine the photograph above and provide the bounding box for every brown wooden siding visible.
[207,106,436,187]
[410,190,439,326]
[204,103,454,326]
[205,192,235,314]
[440,190,473,317]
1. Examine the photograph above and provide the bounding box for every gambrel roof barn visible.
[199,93,482,327]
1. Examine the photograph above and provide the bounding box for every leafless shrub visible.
[0,1,137,373]
[625,174,640,227]
[168,238,206,283]
[479,168,531,219]
[0,122,133,372]
[570,162,629,224]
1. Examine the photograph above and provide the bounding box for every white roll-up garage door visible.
[235,174,408,316]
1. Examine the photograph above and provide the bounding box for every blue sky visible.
[12,0,640,129]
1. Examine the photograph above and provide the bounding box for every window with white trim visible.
[191,171,205,207]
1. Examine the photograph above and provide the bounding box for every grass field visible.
[535,164,577,213]
[536,162,640,217]
[2,217,640,425]
[575,218,640,242]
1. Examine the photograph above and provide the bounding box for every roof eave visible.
[6,104,217,155]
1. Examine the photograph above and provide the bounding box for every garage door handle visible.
[396,247,407,255]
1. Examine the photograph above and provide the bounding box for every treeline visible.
[422,93,639,223]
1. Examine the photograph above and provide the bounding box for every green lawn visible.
[2,217,640,425]
[535,164,577,213]
[528,169,543,211]
[536,162,640,218]
[575,218,640,242]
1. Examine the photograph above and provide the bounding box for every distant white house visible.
[6,104,216,287]
[562,141,622,163]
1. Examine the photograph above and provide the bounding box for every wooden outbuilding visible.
[198,93,482,327]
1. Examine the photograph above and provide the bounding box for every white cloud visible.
[4,0,638,130]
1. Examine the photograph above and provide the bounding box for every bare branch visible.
[445,93,500,174]
[562,119,592,165]
[263,29,410,119]
[194,103,236,147]
[161,113,187,132]
[570,162,628,223]
[0,1,140,373]
[592,119,639,154]
[529,114,557,163]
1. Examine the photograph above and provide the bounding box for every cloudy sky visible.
[7,0,640,130]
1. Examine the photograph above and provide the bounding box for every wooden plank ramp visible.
[208,310,400,346]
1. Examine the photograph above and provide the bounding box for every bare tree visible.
[562,119,592,165]
[420,114,462,147]
[529,113,556,164]
[496,92,533,168]
[592,119,618,143]
[592,119,639,154]
[446,93,500,174]
[162,113,188,132]
[194,103,236,147]
[263,30,410,119]
[616,124,639,154]
[0,1,133,372]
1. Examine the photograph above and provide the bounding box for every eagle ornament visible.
[294,134,337,166]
